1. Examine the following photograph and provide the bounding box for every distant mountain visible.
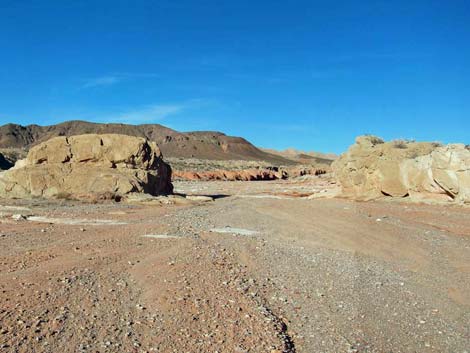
[0,121,295,165]
[261,147,337,165]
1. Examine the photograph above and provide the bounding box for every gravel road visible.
[1,179,469,352]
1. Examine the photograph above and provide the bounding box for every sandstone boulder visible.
[0,134,173,199]
[332,136,470,204]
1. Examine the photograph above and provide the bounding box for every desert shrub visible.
[55,192,76,200]
[391,139,412,149]
[363,134,384,145]
[97,192,121,201]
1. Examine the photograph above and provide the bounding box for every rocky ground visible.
[1,177,469,352]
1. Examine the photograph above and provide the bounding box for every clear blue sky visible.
[0,0,469,153]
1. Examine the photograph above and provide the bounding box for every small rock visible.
[135,304,146,310]
[12,214,27,221]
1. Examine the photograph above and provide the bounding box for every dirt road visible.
[1,180,469,352]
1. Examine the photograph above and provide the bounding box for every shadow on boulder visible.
[0,153,13,170]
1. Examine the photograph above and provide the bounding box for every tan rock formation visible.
[0,134,172,199]
[332,136,470,204]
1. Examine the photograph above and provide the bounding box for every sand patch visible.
[0,205,33,212]
[27,216,127,226]
[237,194,292,200]
[185,195,214,202]
[141,234,180,239]
[210,227,259,236]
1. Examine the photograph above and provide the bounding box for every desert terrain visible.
[1,175,469,353]
[2,1,469,351]
[0,126,469,353]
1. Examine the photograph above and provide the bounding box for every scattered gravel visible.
[1,178,469,352]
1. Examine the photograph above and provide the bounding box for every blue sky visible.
[0,0,469,153]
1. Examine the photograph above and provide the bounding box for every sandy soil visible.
[1,178,469,352]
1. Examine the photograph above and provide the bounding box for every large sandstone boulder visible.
[0,134,173,199]
[332,136,470,204]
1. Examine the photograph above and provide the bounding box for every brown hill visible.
[0,121,294,165]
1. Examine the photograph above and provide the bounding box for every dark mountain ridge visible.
[0,120,294,165]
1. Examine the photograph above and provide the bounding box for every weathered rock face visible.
[332,136,470,204]
[402,144,470,203]
[0,134,173,199]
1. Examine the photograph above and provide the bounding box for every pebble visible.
[12,214,27,221]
